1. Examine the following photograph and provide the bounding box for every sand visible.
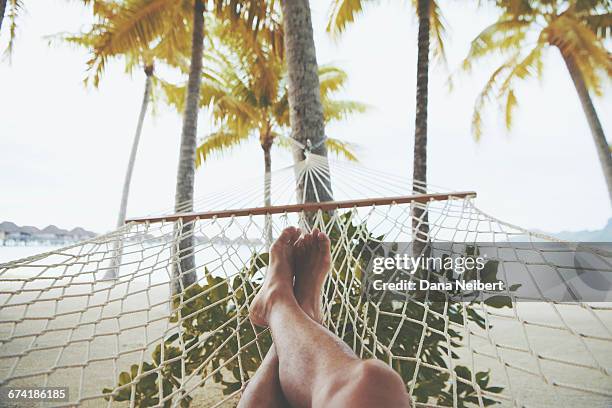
[0,281,238,408]
[1,278,611,408]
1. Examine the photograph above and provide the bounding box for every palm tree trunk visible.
[0,0,7,33]
[280,0,333,204]
[172,0,205,295]
[118,65,154,227]
[104,65,154,280]
[560,50,612,204]
[262,139,273,248]
[412,0,430,256]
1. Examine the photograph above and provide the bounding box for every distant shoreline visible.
[0,220,97,246]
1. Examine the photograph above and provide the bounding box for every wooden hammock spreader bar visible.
[126,191,477,224]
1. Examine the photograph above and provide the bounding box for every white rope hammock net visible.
[1,154,610,407]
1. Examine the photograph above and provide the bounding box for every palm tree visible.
[86,0,283,293]
[68,0,200,290]
[171,0,205,293]
[280,0,338,203]
[163,20,366,245]
[62,0,192,279]
[412,0,432,248]
[327,0,447,251]
[463,0,612,203]
[172,1,282,292]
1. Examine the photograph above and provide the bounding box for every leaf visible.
[325,138,359,162]
[480,260,500,283]
[484,295,512,309]
[326,0,369,36]
[3,0,24,61]
[130,364,139,378]
[454,365,471,380]
[119,372,131,386]
[221,380,242,395]
[505,89,517,130]
[584,13,612,39]
[195,131,250,168]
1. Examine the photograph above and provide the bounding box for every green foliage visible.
[326,214,509,406]
[463,0,612,139]
[158,19,366,169]
[2,0,23,60]
[103,254,271,406]
[61,0,283,87]
[102,213,506,406]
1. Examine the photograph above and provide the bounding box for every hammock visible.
[1,153,610,408]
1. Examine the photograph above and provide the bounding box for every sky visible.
[0,1,610,234]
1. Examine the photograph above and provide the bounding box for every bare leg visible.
[239,227,329,407]
[237,345,289,408]
[239,227,300,408]
[250,227,411,408]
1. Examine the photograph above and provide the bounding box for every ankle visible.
[300,305,316,321]
[298,300,321,322]
[264,281,293,307]
[269,258,290,270]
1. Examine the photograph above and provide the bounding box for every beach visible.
[1,249,611,408]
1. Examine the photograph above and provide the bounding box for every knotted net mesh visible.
[1,155,610,407]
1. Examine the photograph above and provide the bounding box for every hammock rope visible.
[0,155,610,408]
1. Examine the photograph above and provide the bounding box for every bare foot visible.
[249,227,301,327]
[293,228,332,323]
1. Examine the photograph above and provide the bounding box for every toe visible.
[294,239,305,257]
[278,226,298,244]
[317,231,331,252]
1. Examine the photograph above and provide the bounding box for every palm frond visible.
[274,134,296,150]
[467,0,610,140]
[504,88,517,132]
[90,1,117,19]
[197,15,365,165]
[3,0,23,61]
[326,0,375,37]
[325,137,359,162]
[82,0,183,86]
[275,135,359,162]
[462,19,530,71]
[497,44,544,94]
[195,131,251,168]
[584,12,612,39]
[158,79,186,112]
[272,91,290,127]
[322,100,369,123]
[471,60,515,140]
[319,65,348,96]
[211,0,284,57]
[429,0,448,64]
